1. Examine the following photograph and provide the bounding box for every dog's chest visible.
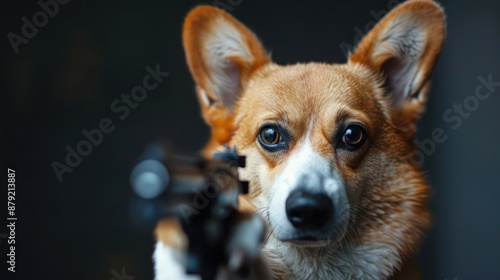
[264,241,398,280]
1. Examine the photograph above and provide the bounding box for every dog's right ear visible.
[349,0,445,138]
[183,6,270,149]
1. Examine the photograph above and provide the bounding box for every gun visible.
[130,143,264,280]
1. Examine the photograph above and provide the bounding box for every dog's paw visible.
[153,241,201,280]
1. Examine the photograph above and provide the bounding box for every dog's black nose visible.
[286,191,333,229]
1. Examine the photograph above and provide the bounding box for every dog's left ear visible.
[183,6,270,151]
[350,0,445,136]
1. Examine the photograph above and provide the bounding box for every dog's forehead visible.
[242,62,383,127]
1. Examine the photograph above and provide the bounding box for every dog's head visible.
[182,1,444,247]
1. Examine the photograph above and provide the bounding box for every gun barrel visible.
[131,159,169,199]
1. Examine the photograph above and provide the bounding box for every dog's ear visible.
[183,6,270,149]
[349,0,445,136]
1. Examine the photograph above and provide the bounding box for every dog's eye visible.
[342,125,366,148]
[257,125,288,152]
[260,127,281,145]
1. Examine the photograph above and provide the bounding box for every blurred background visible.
[3,0,500,279]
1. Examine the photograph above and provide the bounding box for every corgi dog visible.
[154,0,445,279]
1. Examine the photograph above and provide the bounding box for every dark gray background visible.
[3,0,500,279]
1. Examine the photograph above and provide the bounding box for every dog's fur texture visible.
[154,1,446,279]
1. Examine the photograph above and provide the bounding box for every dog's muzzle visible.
[286,190,333,230]
[268,138,350,243]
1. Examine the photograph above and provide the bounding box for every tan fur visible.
[349,0,445,138]
[182,6,270,158]
[156,1,445,279]
[155,217,188,251]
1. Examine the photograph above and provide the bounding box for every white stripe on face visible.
[268,123,350,241]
